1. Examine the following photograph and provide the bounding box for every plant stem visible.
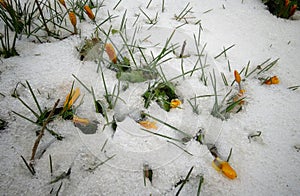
[34,0,50,35]
[30,99,60,165]
[176,166,194,196]
[214,44,235,59]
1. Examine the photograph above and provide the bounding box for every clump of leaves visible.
[210,70,246,120]
[263,0,298,18]
[142,81,178,111]
[0,0,28,34]
[12,81,81,139]
[0,25,18,58]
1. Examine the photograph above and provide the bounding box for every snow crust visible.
[1,0,300,195]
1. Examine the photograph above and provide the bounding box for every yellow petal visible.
[234,70,241,84]
[221,161,237,179]
[64,87,80,110]
[264,76,279,85]
[212,157,237,180]
[170,99,181,108]
[139,120,157,130]
[73,115,90,125]
[212,157,222,172]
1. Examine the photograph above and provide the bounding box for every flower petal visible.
[170,99,181,108]
[139,120,157,130]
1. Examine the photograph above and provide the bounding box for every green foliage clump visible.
[142,82,178,112]
[263,0,298,18]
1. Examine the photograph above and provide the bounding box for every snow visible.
[1,0,300,195]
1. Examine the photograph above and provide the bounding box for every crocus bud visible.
[84,5,95,21]
[105,43,117,64]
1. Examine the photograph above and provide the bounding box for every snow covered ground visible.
[1,0,300,195]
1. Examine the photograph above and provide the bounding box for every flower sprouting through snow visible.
[234,70,241,84]
[233,89,246,105]
[233,70,245,106]
[285,0,290,7]
[290,4,297,16]
[84,5,95,21]
[212,157,237,179]
[264,76,280,85]
[105,43,117,64]
[170,99,181,108]
[63,87,80,110]
[234,70,242,91]
[58,0,66,8]
[68,11,77,27]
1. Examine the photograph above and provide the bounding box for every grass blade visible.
[214,44,235,59]
[20,155,35,175]
[113,0,122,10]
[12,110,37,124]
[167,140,193,156]
[142,113,192,139]
[49,154,53,175]
[226,148,233,162]
[141,128,184,143]
[88,154,116,171]
[175,166,194,196]
[72,74,92,93]
[257,58,279,75]
[197,175,204,196]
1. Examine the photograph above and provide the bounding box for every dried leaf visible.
[139,120,157,130]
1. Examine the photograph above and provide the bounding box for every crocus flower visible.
[290,4,297,16]
[58,0,66,8]
[212,157,237,179]
[73,115,90,125]
[68,11,77,27]
[264,76,279,85]
[105,43,117,64]
[285,0,290,7]
[84,5,95,21]
[170,99,181,108]
[234,70,241,84]
[64,87,80,110]
[234,70,243,91]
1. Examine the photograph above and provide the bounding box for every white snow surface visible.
[1,0,300,195]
